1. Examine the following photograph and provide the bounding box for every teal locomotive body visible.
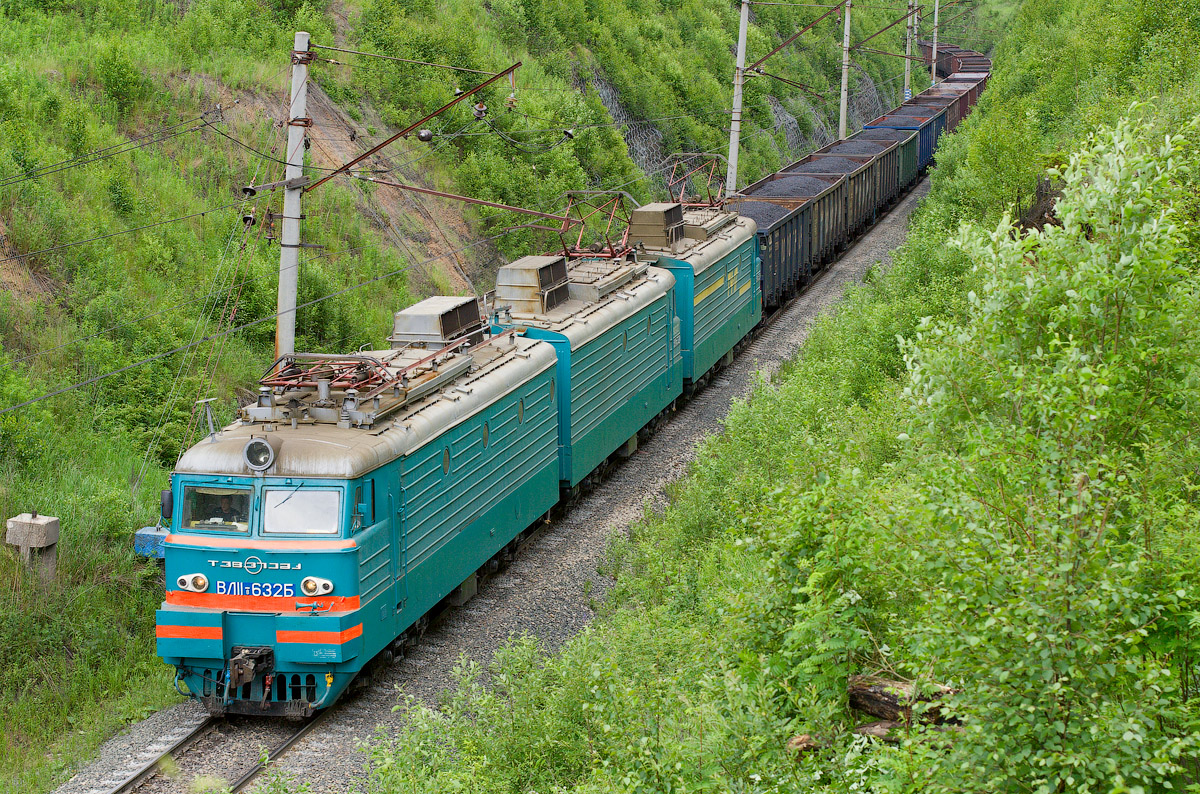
[157,298,560,716]
[634,205,761,386]
[492,254,682,488]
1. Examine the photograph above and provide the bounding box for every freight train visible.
[152,46,990,717]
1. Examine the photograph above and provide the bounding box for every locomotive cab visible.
[159,475,363,717]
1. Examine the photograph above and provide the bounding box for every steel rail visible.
[102,717,218,794]
[228,710,336,793]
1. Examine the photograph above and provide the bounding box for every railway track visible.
[100,718,215,794]
[99,711,333,794]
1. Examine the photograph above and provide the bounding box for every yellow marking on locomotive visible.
[739,280,752,296]
[694,275,726,306]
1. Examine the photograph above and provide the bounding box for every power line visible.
[0,199,252,266]
[309,43,498,76]
[7,120,476,368]
[0,227,521,418]
[0,115,212,190]
[449,108,734,138]
[206,124,394,174]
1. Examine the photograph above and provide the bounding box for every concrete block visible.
[6,513,59,581]
[6,513,59,548]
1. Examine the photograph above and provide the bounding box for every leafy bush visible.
[361,0,1200,790]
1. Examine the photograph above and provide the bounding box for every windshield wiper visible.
[273,482,305,509]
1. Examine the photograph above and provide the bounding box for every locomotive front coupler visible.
[228,646,275,689]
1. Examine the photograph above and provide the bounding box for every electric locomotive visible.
[157,297,561,716]
[154,39,989,716]
[157,219,755,716]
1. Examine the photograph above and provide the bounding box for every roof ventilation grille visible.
[496,255,571,315]
[567,256,644,303]
[389,295,485,349]
[629,202,684,248]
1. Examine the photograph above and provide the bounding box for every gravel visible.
[732,201,795,227]
[745,175,832,198]
[790,156,864,174]
[52,177,933,794]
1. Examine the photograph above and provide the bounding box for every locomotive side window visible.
[262,488,341,535]
[182,486,251,532]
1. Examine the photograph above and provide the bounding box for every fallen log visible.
[847,675,957,725]
[853,720,903,744]
[786,734,825,755]
[853,719,964,745]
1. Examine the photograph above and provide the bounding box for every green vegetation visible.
[362,0,1200,791]
[336,0,945,257]
[0,0,933,790]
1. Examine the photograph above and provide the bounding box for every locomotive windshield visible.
[262,488,341,535]
[182,486,251,532]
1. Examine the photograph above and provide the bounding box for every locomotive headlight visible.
[301,576,334,596]
[243,437,276,471]
[177,573,210,592]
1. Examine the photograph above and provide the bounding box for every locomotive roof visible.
[640,211,757,275]
[506,262,675,350]
[175,333,556,480]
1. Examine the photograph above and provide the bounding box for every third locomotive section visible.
[152,41,990,719]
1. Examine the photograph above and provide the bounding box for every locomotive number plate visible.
[216,581,295,597]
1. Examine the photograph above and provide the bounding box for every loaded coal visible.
[731,200,793,226]
[747,175,832,197]
[856,129,913,141]
[891,105,936,115]
[825,141,884,156]
[789,157,863,174]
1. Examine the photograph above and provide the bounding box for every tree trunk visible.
[847,675,957,725]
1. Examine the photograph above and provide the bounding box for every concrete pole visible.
[930,0,940,84]
[838,0,852,140]
[903,0,913,100]
[276,31,310,361]
[725,0,751,196]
